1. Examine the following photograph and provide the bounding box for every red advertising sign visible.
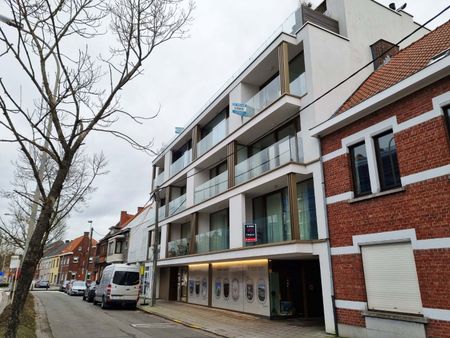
[244,224,257,243]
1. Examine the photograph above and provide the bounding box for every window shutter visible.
[361,242,422,314]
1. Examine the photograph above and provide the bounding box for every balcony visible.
[290,72,306,97]
[245,216,292,247]
[245,75,281,118]
[168,194,186,216]
[167,238,190,258]
[158,206,166,221]
[106,252,124,264]
[235,136,302,185]
[170,150,192,177]
[194,170,228,204]
[154,171,164,188]
[197,119,228,157]
[195,228,229,254]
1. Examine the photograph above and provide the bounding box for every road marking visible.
[130,323,181,329]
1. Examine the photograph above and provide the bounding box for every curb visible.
[137,305,228,338]
[34,294,54,338]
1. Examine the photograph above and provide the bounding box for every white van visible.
[94,264,140,309]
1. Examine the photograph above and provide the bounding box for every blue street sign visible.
[231,103,254,118]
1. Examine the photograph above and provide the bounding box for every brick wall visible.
[336,308,366,327]
[332,254,366,301]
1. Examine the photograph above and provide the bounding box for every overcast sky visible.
[0,0,449,242]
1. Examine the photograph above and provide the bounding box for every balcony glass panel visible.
[290,72,306,97]
[245,76,281,117]
[245,215,292,247]
[154,172,164,188]
[195,228,229,254]
[170,149,192,177]
[297,179,318,240]
[147,244,160,261]
[167,238,189,258]
[197,119,228,157]
[158,206,166,220]
[168,194,186,216]
[194,170,228,204]
[235,136,300,185]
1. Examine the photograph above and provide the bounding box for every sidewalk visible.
[138,300,332,338]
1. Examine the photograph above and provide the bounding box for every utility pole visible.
[150,189,160,307]
[84,221,93,281]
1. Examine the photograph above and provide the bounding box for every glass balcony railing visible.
[158,206,166,221]
[147,244,160,261]
[195,228,229,254]
[290,72,307,97]
[245,216,292,247]
[154,172,164,188]
[168,194,186,216]
[235,136,301,185]
[170,150,192,177]
[197,119,228,157]
[167,238,190,258]
[194,170,228,204]
[245,75,281,117]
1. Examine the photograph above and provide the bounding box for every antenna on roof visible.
[389,3,396,10]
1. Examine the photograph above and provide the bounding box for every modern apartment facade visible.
[145,0,428,334]
[311,22,450,338]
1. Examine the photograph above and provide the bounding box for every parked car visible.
[59,280,71,292]
[83,283,96,302]
[93,264,140,309]
[34,280,50,288]
[68,280,87,296]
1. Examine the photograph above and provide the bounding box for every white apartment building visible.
[141,0,428,334]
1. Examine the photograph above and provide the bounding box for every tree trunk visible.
[5,161,72,338]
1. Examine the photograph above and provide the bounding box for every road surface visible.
[33,291,218,338]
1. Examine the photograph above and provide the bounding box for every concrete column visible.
[313,241,336,335]
[186,168,197,208]
[278,42,290,95]
[163,151,172,182]
[229,194,246,249]
[312,161,329,239]
[159,224,168,259]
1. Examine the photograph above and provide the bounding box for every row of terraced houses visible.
[39,1,450,337]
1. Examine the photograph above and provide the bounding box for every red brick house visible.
[58,232,97,282]
[311,22,450,338]
[93,210,134,279]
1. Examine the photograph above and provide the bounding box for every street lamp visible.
[84,221,93,282]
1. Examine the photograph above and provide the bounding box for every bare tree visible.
[0,149,104,249]
[0,0,193,336]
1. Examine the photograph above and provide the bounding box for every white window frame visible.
[343,117,399,195]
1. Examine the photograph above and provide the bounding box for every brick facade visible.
[322,74,450,336]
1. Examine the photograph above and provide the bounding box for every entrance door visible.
[177,266,188,302]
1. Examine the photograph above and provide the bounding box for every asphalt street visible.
[33,291,219,338]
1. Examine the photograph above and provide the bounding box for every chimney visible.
[65,240,70,243]
[84,231,89,237]
[120,210,129,225]
[370,39,399,70]
[137,206,144,213]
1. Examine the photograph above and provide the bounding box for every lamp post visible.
[84,221,93,281]
[150,190,161,307]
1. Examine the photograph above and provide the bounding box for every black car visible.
[83,283,96,302]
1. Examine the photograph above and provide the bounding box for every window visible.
[297,179,318,240]
[108,242,114,255]
[73,256,79,263]
[112,271,140,286]
[374,130,401,190]
[115,241,123,254]
[350,142,371,196]
[444,105,450,140]
[361,243,422,314]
